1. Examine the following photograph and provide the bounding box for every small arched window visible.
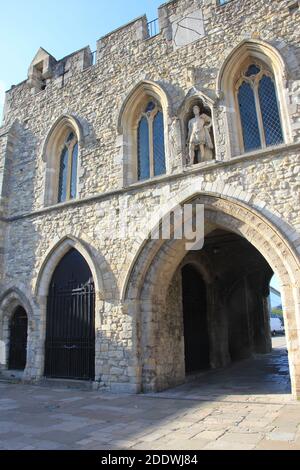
[236,63,283,153]
[58,132,78,203]
[137,101,166,181]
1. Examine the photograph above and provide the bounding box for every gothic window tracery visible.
[137,101,166,181]
[236,62,283,152]
[58,131,78,203]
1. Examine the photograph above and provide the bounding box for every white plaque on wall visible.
[172,9,205,50]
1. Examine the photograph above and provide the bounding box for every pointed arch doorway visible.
[44,248,95,380]
[8,306,28,370]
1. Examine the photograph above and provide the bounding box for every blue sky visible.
[271,274,280,292]
[0,0,164,116]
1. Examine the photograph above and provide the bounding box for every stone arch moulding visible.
[117,80,172,133]
[120,181,300,301]
[123,192,300,305]
[122,192,300,398]
[41,114,85,163]
[0,287,35,376]
[0,287,35,327]
[178,88,216,118]
[216,39,292,158]
[117,80,173,186]
[41,114,85,206]
[179,251,214,286]
[34,235,105,299]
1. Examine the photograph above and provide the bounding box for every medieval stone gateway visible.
[0,0,300,398]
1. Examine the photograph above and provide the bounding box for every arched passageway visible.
[8,306,28,371]
[179,230,273,379]
[44,248,95,381]
[124,194,300,397]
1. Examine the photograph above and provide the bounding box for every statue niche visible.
[186,103,214,164]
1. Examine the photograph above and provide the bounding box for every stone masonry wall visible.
[0,0,299,216]
[155,269,185,391]
[0,0,299,393]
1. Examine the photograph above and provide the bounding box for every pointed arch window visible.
[236,63,283,153]
[58,132,78,203]
[137,101,166,181]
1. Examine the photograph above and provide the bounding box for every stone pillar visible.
[247,274,272,354]
[155,270,185,391]
[253,294,272,354]
[280,284,300,400]
[96,301,140,394]
[34,296,47,381]
[208,282,231,369]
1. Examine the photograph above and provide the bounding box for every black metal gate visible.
[45,278,95,381]
[9,307,28,370]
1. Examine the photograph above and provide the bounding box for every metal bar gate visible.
[45,279,95,381]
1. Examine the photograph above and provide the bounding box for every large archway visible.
[123,194,300,398]
[44,248,95,381]
[179,230,274,376]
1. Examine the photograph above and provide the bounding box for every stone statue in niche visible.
[187,105,214,164]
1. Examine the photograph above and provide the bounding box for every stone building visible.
[0,0,300,397]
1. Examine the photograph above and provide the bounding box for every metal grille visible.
[45,249,95,381]
[58,146,68,203]
[138,116,150,180]
[45,280,95,380]
[258,75,284,147]
[238,81,261,152]
[147,19,159,38]
[9,307,28,370]
[90,50,97,65]
[153,111,166,176]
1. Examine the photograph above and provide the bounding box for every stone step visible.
[0,369,23,382]
[40,378,94,391]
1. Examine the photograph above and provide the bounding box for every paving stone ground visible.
[0,337,299,450]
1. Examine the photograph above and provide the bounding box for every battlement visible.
[4,0,241,96]
[2,0,298,127]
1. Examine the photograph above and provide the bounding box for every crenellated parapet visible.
[2,0,233,105]
[27,46,93,94]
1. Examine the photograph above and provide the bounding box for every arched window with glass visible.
[57,131,78,203]
[236,62,284,153]
[137,101,166,181]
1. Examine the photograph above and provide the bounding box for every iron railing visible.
[45,280,95,381]
[147,18,159,38]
